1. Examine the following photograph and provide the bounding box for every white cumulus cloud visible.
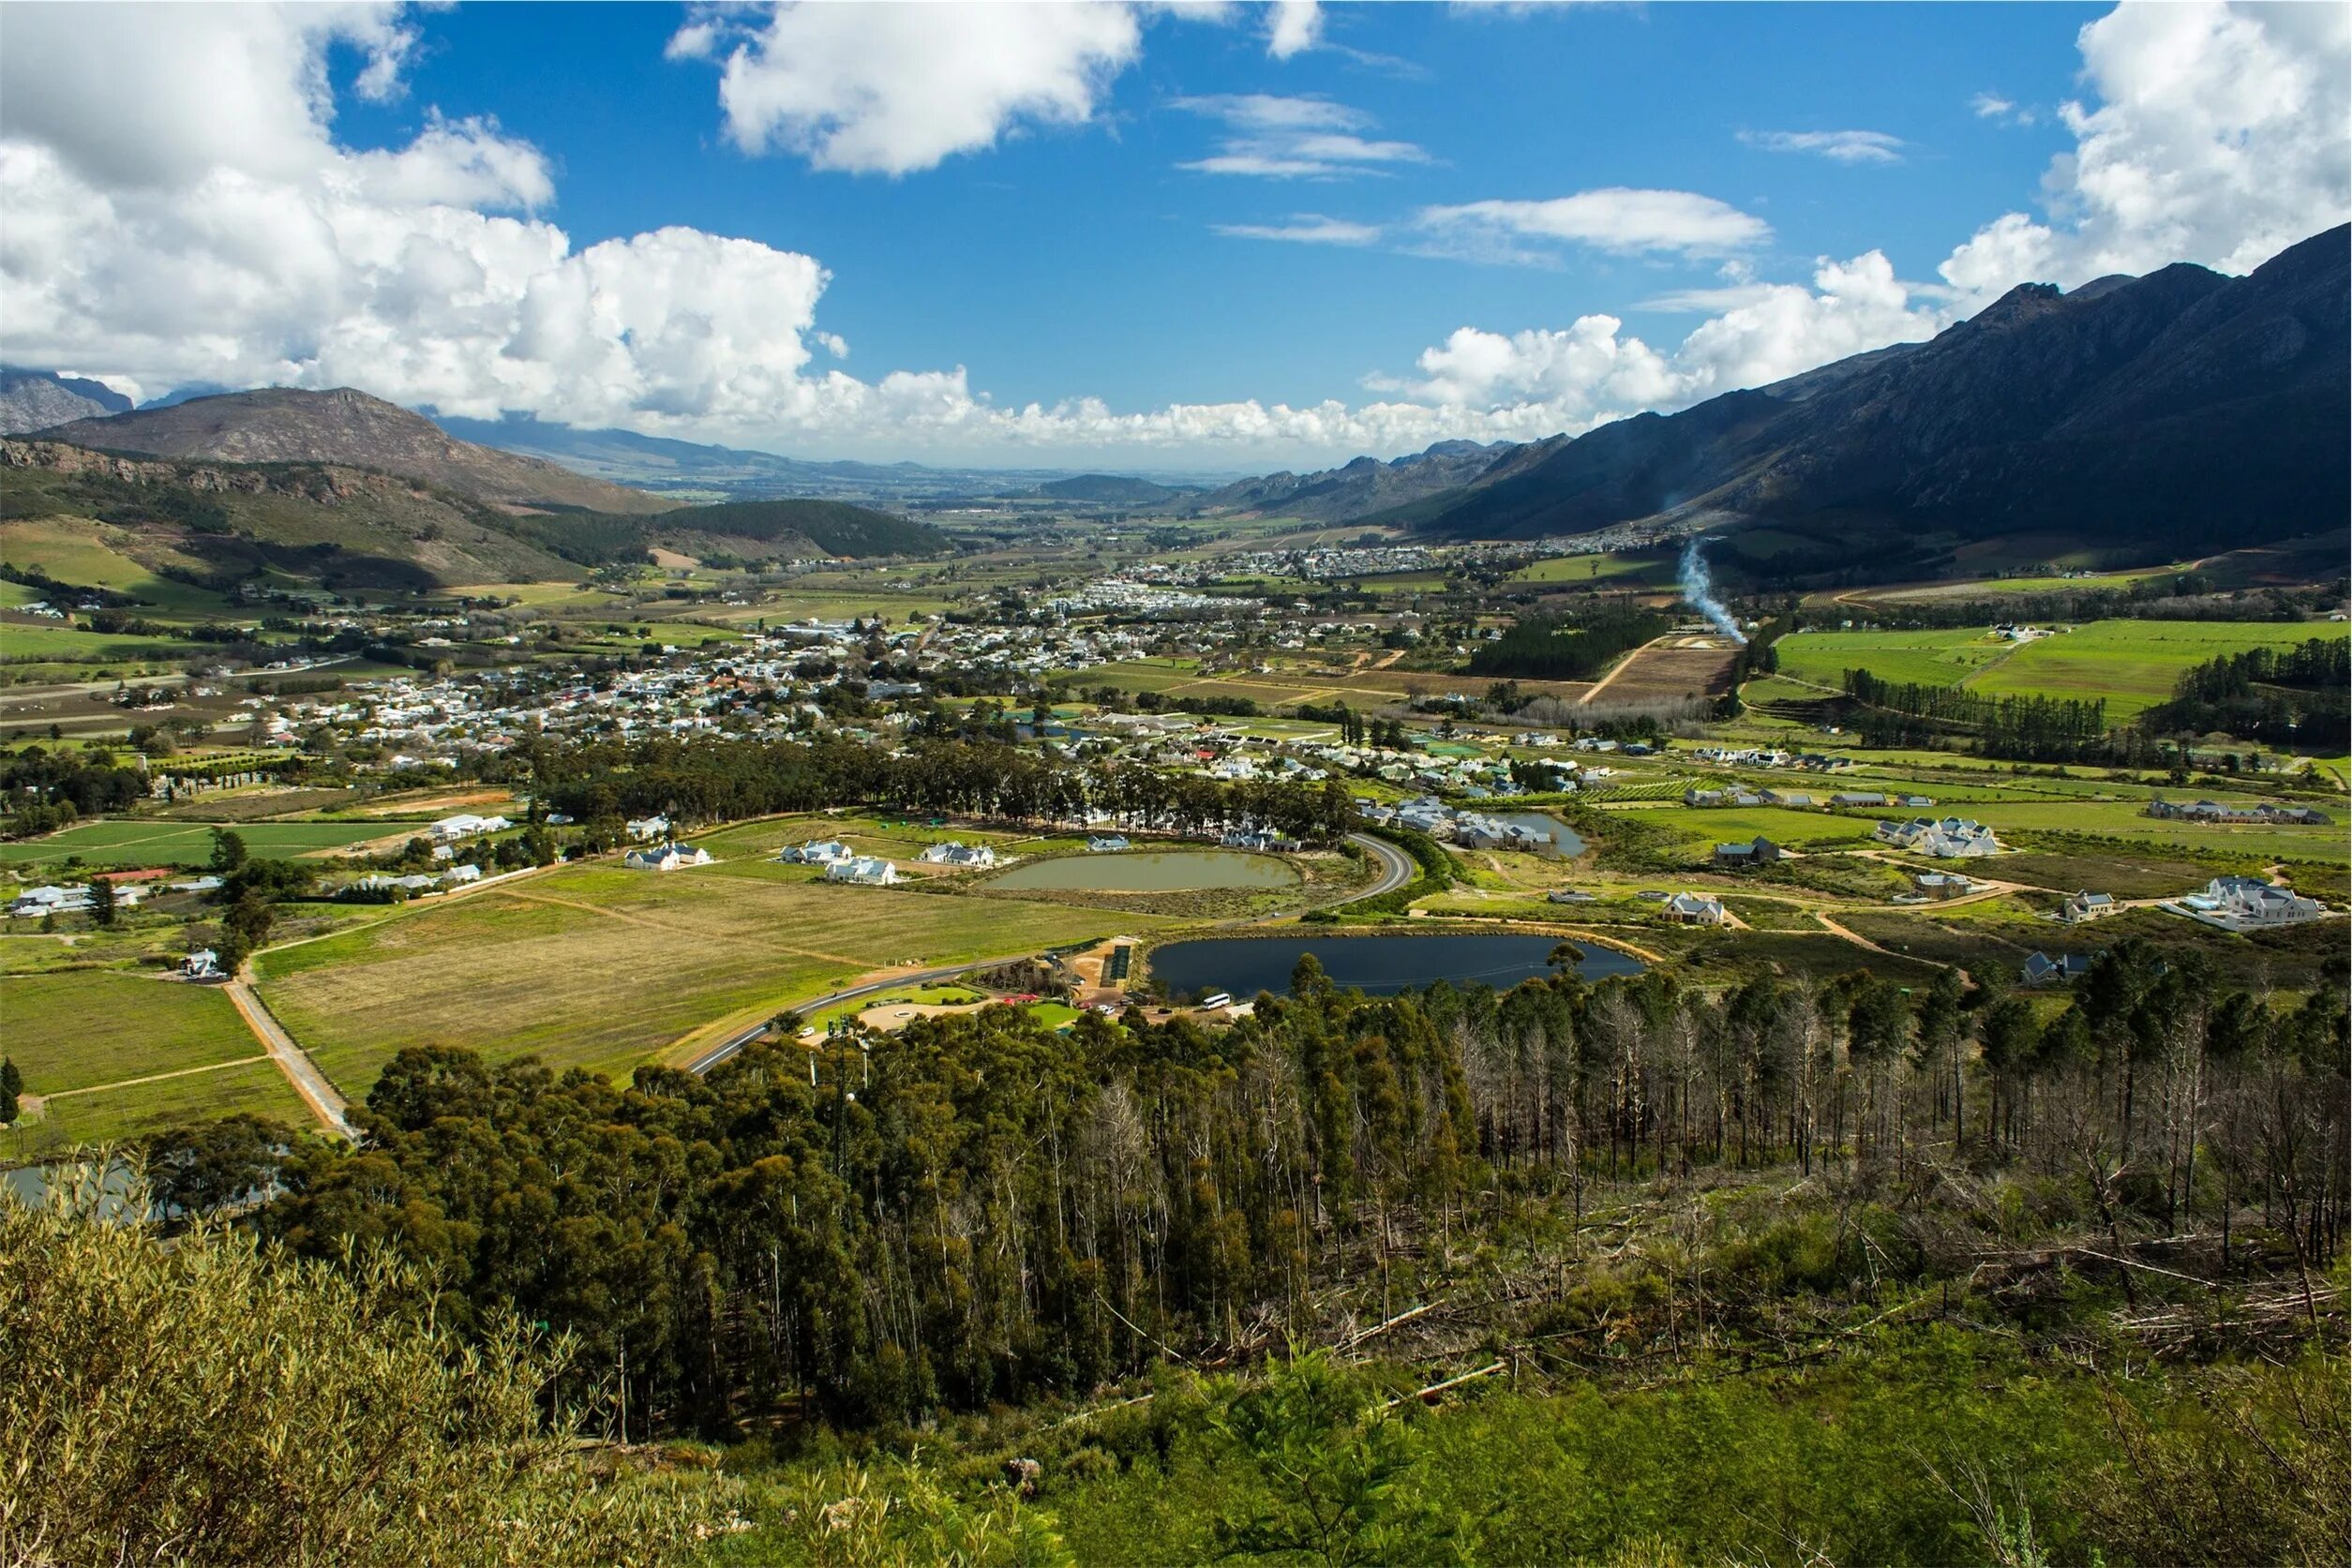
[1266,0,1323,58]
[1940,0,2349,305]
[679,2,1144,175]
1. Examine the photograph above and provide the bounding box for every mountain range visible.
[32,389,679,516]
[0,367,134,433]
[1354,225,2350,563]
[1191,440,1518,525]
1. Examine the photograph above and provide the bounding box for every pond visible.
[990,849,1301,893]
[1491,812,1587,859]
[1146,932,1643,1001]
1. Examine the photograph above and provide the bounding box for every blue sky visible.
[3,2,2344,469]
[346,2,2094,412]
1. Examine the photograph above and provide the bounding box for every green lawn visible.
[252,859,1170,1096]
[1509,553,1672,586]
[0,622,196,664]
[0,970,314,1151]
[0,819,400,867]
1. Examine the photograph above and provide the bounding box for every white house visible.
[1086,834,1131,852]
[625,842,712,872]
[920,842,998,869]
[1662,892,1729,926]
[624,814,671,843]
[825,856,900,886]
[781,839,855,866]
[1875,816,2003,859]
[8,885,89,918]
[2060,890,2117,924]
[182,948,221,978]
[432,812,511,841]
[2171,875,2326,932]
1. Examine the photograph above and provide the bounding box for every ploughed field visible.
[251,859,1171,1096]
[989,850,1298,892]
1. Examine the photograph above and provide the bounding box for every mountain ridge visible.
[34,388,681,517]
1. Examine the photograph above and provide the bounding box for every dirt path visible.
[225,975,356,1141]
[41,1053,272,1098]
[1576,637,1666,706]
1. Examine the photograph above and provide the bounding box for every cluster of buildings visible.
[1361,797,1553,852]
[2146,799,2333,827]
[1873,816,2004,858]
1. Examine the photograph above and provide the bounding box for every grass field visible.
[1774,627,2010,689]
[1775,619,2349,721]
[1,970,313,1151]
[1509,553,1674,586]
[0,819,401,867]
[0,516,237,617]
[0,621,198,665]
[251,860,1172,1095]
[1966,620,2350,719]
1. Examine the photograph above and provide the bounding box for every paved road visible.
[689,833,1417,1076]
[1344,831,1416,900]
[225,976,357,1141]
[685,958,1021,1075]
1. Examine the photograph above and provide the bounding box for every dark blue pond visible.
[1146,933,1643,1002]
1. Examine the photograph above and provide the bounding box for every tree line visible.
[2143,635,2350,747]
[529,734,1362,846]
[1465,605,1670,681]
[225,940,2344,1442]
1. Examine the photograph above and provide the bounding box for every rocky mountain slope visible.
[0,368,132,434]
[1384,225,2348,556]
[1193,440,1519,524]
[35,389,679,515]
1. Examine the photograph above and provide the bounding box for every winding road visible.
[686,832,1417,1077]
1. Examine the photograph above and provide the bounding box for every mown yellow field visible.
[253,860,1168,1095]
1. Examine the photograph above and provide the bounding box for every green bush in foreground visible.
[0,1175,727,1567]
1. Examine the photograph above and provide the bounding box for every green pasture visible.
[0,622,197,665]
[251,859,1165,1095]
[1509,553,1670,586]
[1966,620,2349,719]
[1773,627,2010,689]
[1775,619,2348,722]
[0,818,400,867]
[0,970,313,1150]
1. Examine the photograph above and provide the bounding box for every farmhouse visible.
[182,948,221,979]
[2060,890,2119,923]
[624,814,671,842]
[1831,791,1888,809]
[2022,951,2092,986]
[1760,788,1815,808]
[1913,873,1983,901]
[624,843,712,872]
[1661,892,1728,926]
[1713,836,1780,870]
[2147,799,2333,827]
[825,856,901,886]
[432,813,511,841]
[2167,875,2326,932]
[920,842,999,869]
[780,840,854,865]
[1875,817,2003,858]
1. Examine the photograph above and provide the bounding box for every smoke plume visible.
[1679,538,1746,644]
